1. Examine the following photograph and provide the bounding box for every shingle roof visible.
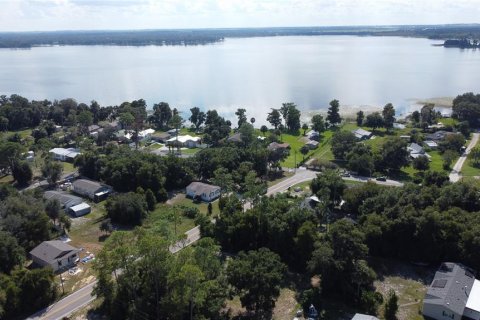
[72,179,104,193]
[30,240,80,264]
[187,182,220,195]
[267,142,290,151]
[352,128,372,138]
[424,262,476,317]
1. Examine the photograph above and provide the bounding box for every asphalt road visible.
[26,281,96,320]
[26,167,403,319]
[449,132,480,182]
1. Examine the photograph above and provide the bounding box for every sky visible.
[0,0,479,32]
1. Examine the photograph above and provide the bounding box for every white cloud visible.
[0,0,479,31]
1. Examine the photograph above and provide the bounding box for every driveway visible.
[449,132,479,182]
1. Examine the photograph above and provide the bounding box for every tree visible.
[260,125,268,136]
[411,110,420,124]
[11,161,32,186]
[384,289,398,320]
[119,112,134,130]
[282,103,301,132]
[243,171,267,207]
[267,108,282,130]
[302,123,309,136]
[326,99,342,127]
[239,122,255,147]
[382,103,396,131]
[452,92,480,126]
[300,145,310,161]
[189,107,206,131]
[250,117,256,124]
[457,121,471,138]
[420,104,437,126]
[41,160,63,186]
[208,203,213,215]
[364,112,384,131]
[346,144,374,176]
[310,170,346,206]
[105,192,147,225]
[442,150,457,170]
[99,219,113,234]
[227,248,286,318]
[471,146,480,167]
[377,137,409,173]
[412,155,430,171]
[331,131,357,160]
[0,231,25,274]
[235,108,247,128]
[45,199,61,225]
[356,111,365,126]
[145,189,157,211]
[77,110,93,135]
[151,102,172,129]
[439,134,466,153]
[311,114,326,133]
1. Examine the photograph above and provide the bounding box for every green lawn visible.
[180,148,201,155]
[280,130,334,168]
[438,118,458,127]
[169,193,220,216]
[63,162,76,174]
[461,157,480,177]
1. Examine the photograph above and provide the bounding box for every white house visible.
[69,202,91,217]
[30,241,81,272]
[167,135,201,148]
[49,148,81,162]
[186,182,221,202]
[352,128,373,140]
[423,263,480,320]
[72,179,112,202]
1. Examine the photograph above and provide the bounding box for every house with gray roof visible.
[30,240,81,272]
[408,143,431,160]
[44,191,83,210]
[72,179,112,202]
[186,182,220,202]
[423,262,480,320]
[352,128,373,140]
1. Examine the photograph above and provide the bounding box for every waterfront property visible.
[29,240,81,272]
[167,135,202,148]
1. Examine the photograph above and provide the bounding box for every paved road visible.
[22,171,78,192]
[449,133,480,183]
[26,167,402,319]
[26,281,96,320]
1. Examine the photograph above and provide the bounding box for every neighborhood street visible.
[25,167,404,320]
[449,132,480,182]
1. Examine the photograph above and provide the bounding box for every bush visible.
[183,207,200,219]
[105,192,147,225]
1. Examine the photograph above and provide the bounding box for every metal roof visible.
[187,182,220,195]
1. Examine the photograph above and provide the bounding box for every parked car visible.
[376,176,387,181]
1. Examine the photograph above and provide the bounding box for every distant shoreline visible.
[1,24,479,49]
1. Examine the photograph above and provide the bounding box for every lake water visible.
[1,36,479,122]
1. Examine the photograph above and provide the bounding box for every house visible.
[425,140,439,149]
[305,140,319,149]
[186,182,221,202]
[49,148,81,162]
[29,240,81,272]
[352,128,373,140]
[267,142,290,152]
[227,133,243,143]
[167,128,179,136]
[72,179,112,202]
[44,191,83,210]
[151,132,172,143]
[352,314,380,320]
[25,150,35,162]
[426,130,453,142]
[307,130,320,141]
[423,262,480,320]
[408,143,431,160]
[139,128,155,140]
[69,202,91,217]
[167,135,201,148]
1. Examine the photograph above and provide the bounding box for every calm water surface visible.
[1,36,479,121]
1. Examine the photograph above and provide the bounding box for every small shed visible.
[69,202,91,217]
[305,140,319,149]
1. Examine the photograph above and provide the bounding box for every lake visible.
[1,36,479,122]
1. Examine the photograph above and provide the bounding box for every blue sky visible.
[0,0,479,32]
